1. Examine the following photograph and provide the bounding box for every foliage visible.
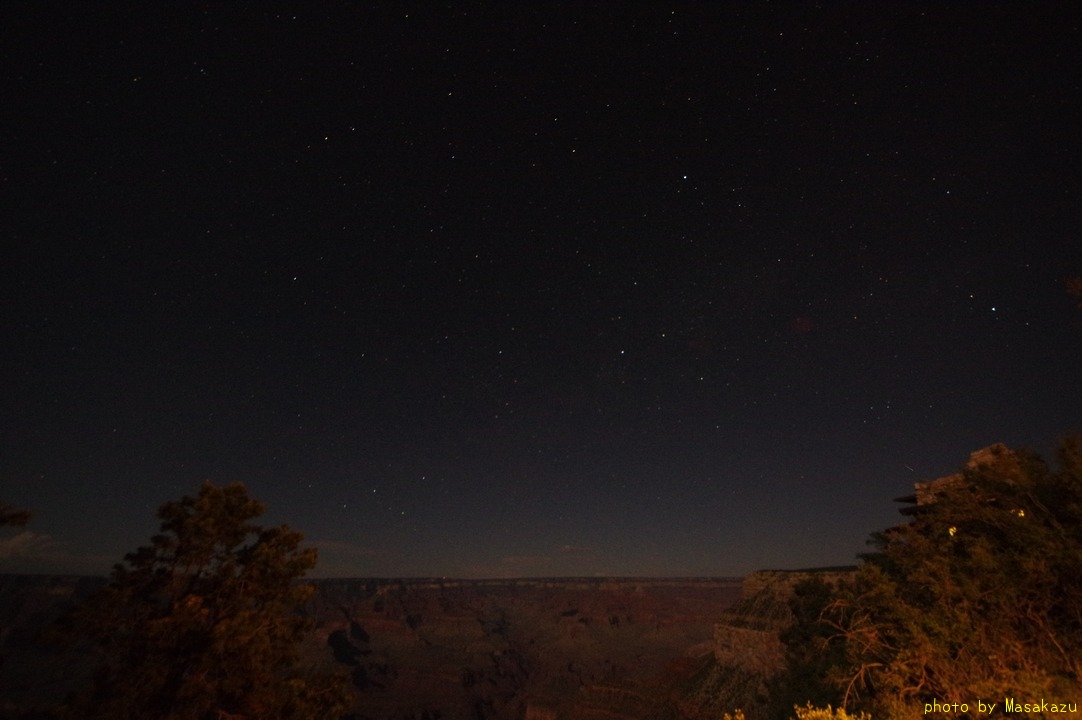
[791,703,870,720]
[1067,275,1082,309]
[779,437,1082,720]
[725,704,870,720]
[55,481,350,720]
[768,577,851,717]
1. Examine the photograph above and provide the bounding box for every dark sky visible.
[2,3,1081,578]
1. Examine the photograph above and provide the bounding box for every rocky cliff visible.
[674,567,858,720]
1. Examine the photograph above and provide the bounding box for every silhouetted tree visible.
[56,481,350,720]
[0,501,32,692]
[768,577,851,719]
[0,502,31,527]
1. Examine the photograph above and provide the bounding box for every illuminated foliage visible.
[779,437,1082,720]
[791,703,871,720]
[726,704,871,720]
[56,481,350,720]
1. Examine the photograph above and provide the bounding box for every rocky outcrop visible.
[713,569,852,676]
[677,567,857,720]
[736,568,856,602]
[713,624,785,677]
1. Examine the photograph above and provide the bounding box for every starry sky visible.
[2,3,1081,578]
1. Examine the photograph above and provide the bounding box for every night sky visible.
[2,3,1081,578]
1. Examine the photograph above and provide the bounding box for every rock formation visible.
[668,568,857,720]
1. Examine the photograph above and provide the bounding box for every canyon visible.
[0,571,846,719]
[303,577,741,720]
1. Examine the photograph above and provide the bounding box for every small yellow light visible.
[948,526,957,537]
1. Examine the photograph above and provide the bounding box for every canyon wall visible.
[0,574,742,720]
[304,577,743,720]
[2,570,860,719]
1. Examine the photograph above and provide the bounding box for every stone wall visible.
[712,567,856,677]
[713,624,786,676]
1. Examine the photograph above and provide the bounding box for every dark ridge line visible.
[754,565,858,573]
[306,576,744,583]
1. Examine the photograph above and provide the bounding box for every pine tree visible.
[779,438,1082,720]
[0,502,31,527]
[57,481,350,720]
